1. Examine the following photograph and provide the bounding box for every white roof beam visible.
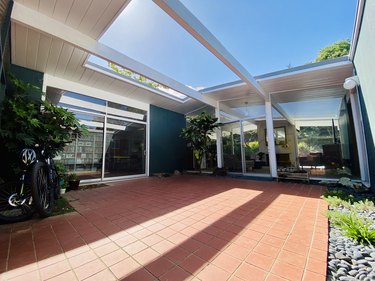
[152,0,297,124]
[152,0,267,100]
[11,2,244,119]
[271,103,295,125]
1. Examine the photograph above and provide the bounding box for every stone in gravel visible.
[348,269,358,276]
[354,252,364,259]
[358,259,370,265]
[339,277,356,281]
[336,268,347,277]
[336,251,351,261]
[370,252,375,259]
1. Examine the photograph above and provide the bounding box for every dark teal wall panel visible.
[149,105,187,174]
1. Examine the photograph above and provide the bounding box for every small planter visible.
[60,188,66,195]
[68,180,80,191]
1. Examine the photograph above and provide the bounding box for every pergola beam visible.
[152,0,267,100]
[11,2,245,119]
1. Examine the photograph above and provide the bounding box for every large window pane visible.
[104,119,146,177]
[59,113,104,180]
[221,122,242,172]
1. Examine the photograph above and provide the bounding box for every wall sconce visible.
[343,76,360,90]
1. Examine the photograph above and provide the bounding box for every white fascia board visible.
[349,0,365,61]
[257,60,353,82]
[43,74,149,111]
[153,0,267,100]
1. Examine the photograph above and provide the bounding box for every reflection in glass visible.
[59,113,104,180]
[104,119,146,177]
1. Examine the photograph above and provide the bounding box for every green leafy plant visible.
[351,199,375,211]
[0,75,87,180]
[180,112,218,172]
[67,173,78,181]
[327,210,375,245]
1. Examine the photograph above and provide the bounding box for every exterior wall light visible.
[343,76,360,90]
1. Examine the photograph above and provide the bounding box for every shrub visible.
[327,211,375,245]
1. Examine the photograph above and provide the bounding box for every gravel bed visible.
[327,189,375,281]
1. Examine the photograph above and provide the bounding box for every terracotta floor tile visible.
[308,247,327,262]
[277,249,307,268]
[151,240,175,254]
[305,257,327,275]
[260,235,285,248]
[109,257,140,279]
[46,270,77,281]
[74,259,106,280]
[271,261,304,281]
[39,260,71,280]
[93,242,119,257]
[123,241,148,255]
[159,266,191,281]
[211,252,242,273]
[121,268,156,281]
[101,249,129,267]
[164,246,190,264]
[179,254,206,274]
[68,250,97,269]
[265,274,288,281]
[83,269,116,281]
[133,248,160,265]
[224,243,251,260]
[235,263,267,281]
[7,270,40,281]
[145,257,175,277]
[197,264,231,281]
[303,270,326,281]
[246,252,275,271]
[253,242,280,259]
[194,245,218,262]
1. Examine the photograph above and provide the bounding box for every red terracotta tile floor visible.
[0,175,328,281]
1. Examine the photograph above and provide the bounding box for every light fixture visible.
[343,76,360,90]
[244,101,249,116]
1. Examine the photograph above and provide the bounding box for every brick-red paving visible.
[0,175,328,280]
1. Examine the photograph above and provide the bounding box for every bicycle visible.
[0,144,60,223]
[0,148,36,223]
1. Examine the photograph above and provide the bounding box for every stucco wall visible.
[353,0,375,190]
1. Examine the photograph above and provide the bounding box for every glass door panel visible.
[243,121,270,174]
[221,122,242,172]
[104,118,146,177]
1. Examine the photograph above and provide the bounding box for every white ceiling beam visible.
[152,0,267,100]
[11,2,245,119]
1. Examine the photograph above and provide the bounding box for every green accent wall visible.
[9,64,44,100]
[149,105,187,174]
[353,0,375,191]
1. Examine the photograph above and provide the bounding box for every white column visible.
[240,120,246,174]
[215,105,223,168]
[265,100,277,178]
[350,91,370,185]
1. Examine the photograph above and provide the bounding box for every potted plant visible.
[180,112,218,172]
[54,163,68,195]
[67,173,80,191]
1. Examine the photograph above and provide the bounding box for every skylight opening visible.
[85,55,189,102]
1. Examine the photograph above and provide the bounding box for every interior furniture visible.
[266,153,291,167]
[322,144,342,168]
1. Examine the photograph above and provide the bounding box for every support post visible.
[265,100,278,178]
[240,120,246,174]
[215,105,223,168]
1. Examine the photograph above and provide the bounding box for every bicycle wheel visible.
[0,181,34,223]
[31,162,54,217]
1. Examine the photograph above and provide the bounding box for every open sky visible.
[98,0,357,89]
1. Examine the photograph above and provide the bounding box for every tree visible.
[180,112,218,171]
[315,39,350,62]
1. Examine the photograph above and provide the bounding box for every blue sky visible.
[99,0,357,89]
